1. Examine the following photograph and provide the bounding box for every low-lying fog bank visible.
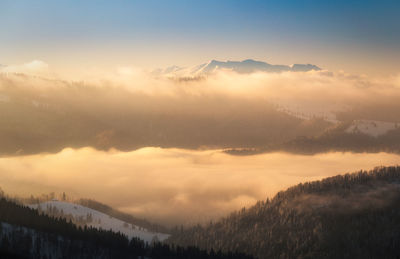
[0,147,398,226]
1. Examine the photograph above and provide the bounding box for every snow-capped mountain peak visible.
[154,59,321,77]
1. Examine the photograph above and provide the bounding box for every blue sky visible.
[1,0,399,75]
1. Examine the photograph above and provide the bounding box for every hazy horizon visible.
[2,0,400,76]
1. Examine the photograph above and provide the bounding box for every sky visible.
[1,0,400,76]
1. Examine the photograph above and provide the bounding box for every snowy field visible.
[28,201,170,243]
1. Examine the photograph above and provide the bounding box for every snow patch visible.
[345,120,399,137]
[274,101,345,123]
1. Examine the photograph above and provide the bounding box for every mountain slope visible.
[28,201,169,243]
[0,197,253,259]
[281,121,400,154]
[77,198,169,233]
[167,166,400,259]
[345,119,399,137]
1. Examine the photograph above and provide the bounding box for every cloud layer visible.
[0,147,399,226]
[1,62,400,156]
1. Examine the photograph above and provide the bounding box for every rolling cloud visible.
[0,147,399,226]
[1,61,400,156]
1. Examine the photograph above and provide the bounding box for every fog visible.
[1,62,400,156]
[0,147,399,226]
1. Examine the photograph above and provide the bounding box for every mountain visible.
[155,59,321,77]
[0,197,253,259]
[0,79,334,157]
[278,120,400,155]
[77,198,169,233]
[345,119,399,137]
[167,166,400,259]
[28,200,169,243]
[225,119,400,156]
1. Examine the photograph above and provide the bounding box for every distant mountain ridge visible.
[154,59,321,76]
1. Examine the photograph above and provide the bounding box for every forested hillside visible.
[77,198,169,234]
[281,124,400,155]
[225,122,400,156]
[0,197,252,259]
[168,166,400,258]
